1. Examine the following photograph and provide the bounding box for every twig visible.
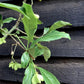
[11,43,17,62]
[34,35,40,38]
[16,28,27,35]
[29,53,35,60]
[24,0,27,3]
[13,35,27,49]
[31,0,33,5]
[4,0,28,50]
[9,14,22,34]
[10,35,25,50]
[4,13,22,38]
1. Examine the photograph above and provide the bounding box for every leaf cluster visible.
[0,2,72,84]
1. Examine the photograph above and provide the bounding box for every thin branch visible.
[31,0,33,5]
[11,43,17,62]
[13,35,27,49]
[29,53,35,60]
[16,28,27,35]
[34,35,40,38]
[9,14,22,34]
[4,14,22,38]
[10,35,25,50]
[24,0,27,3]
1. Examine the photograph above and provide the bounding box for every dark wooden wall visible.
[0,0,84,57]
[0,0,84,84]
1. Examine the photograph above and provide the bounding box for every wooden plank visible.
[0,58,84,84]
[0,28,84,57]
[0,59,23,82]
[0,0,11,2]
[0,80,21,84]
[0,0,84,57]
[33,0,84,27]
[0,37,25,57]
[0,0,84,28]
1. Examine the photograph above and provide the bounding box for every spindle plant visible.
[0,0,72,84]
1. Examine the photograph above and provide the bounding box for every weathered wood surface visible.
[0,0,10,2]
[0,0,84,57]
[0,1,84,84]
[33,0,84,27]
[0,28,84,57]
[0,58,84,84]
[0,80,21,84]
[0,0,84,28]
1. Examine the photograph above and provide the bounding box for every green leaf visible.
[22,3,39,43]
[20,36,28,40]
[34,14,43,25]
[21,51,30,68]
[0,14,2,19]
[23,62,35,84]
[29,43,51,61]
[9,61,14,69]
[0,37,6,45]
[32,73,44,84]
[0,14,3,27]
[0,2,25,15]
[31,30,71,47]
[38,67,60,84]
[29,46,44,58]
[39,30,71,41]
[14,62,21,71]
[0,28,8,36]
[0,3,31,22]
[9,61,21,71]
[37,43,51,62]
[15,31,20,35]
[49,21,72,32]
[37,19,43,25]
[0,2,41,44]
[43,28,49,35]
[3,17,16,23]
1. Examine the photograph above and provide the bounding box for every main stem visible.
[4,14,22,38]
[4,0,27,38]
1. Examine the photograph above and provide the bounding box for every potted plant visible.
[0,0,72,84]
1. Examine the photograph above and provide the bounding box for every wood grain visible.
[0,0,84,28]
[0,0,84,57]
[0,80,21,84]
[0,28,84,57]
[0,58,84,84]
